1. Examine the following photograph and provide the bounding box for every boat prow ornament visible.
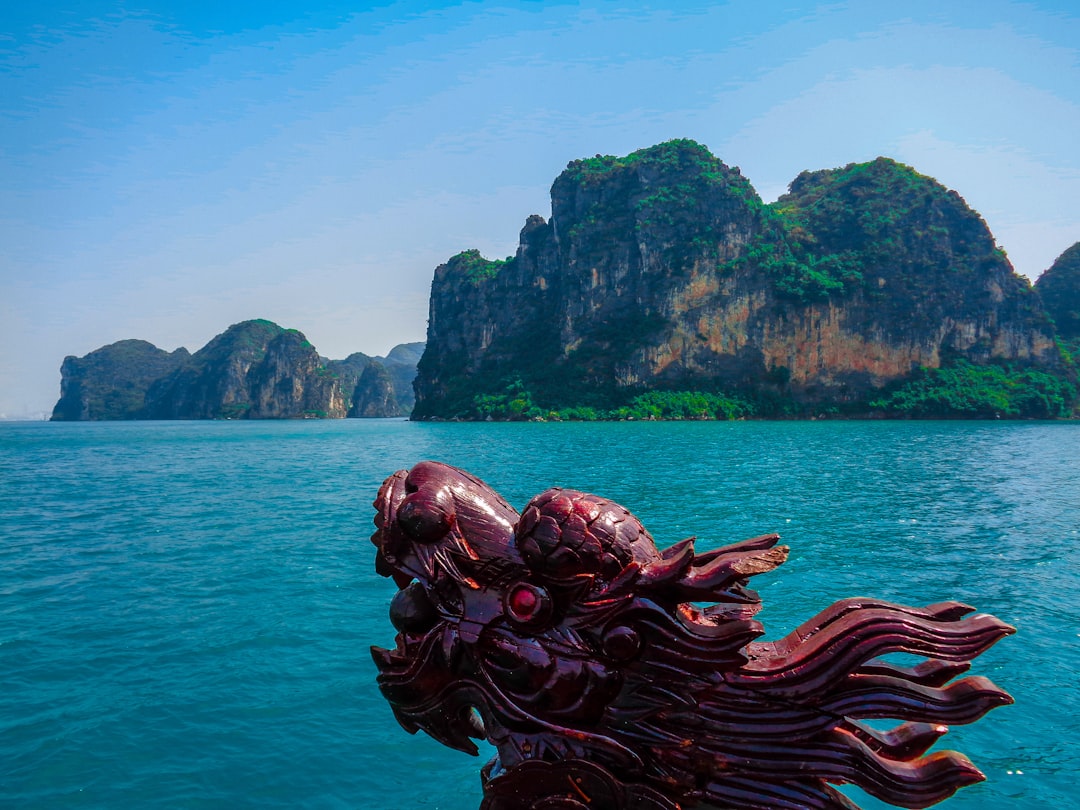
[370,461,1014,809]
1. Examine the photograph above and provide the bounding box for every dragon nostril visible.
[602,624,641,662]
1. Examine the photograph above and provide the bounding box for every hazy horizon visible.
[3,1,1079,418]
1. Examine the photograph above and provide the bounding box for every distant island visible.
[52,142,1080,423]
[413,139,1080,420]
[51,319,423,420]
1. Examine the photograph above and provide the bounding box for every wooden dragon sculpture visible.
[371,461,1013,809]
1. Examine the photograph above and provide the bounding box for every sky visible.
[2,1,1079,418]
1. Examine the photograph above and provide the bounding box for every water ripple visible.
[1,419,1077,808]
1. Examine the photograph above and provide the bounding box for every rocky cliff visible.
[51,340,190,420]
[1036,242,1080,341]
[348,362,399,417]
[414,140,1069,418]
[378,342,425,413]
[323,341,424,418]
[141,320,344,419]
[52,320,422,420]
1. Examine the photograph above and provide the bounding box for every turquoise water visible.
[1,419,1077,809]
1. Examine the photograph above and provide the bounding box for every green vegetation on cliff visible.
[869,360,1077,418]
[457,363,1076,421]
[446,249,514,284]
[749,158,1007,303]
[566,139,727,181]
[558,139,761,269]
[468,377,754,421]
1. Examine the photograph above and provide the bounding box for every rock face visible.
[1036,242,1080,341]
[143,320,345,419]
[349,362,399,417]
[413,140,1064,418]
[52,320,423,420]
[324,352,388,417]
[51,340,190,420]
[377,342,425,414]
[325,341,425,417]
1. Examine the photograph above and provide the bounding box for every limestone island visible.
[413,139,1080,420]
[51,319,422,420]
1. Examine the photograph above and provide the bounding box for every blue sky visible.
[2,1,1079,417]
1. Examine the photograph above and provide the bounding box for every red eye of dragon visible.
[504,582,552,628]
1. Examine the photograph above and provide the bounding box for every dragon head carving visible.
[371,461,1013,810]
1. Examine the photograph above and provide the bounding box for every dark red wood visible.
[371,461,1014,809]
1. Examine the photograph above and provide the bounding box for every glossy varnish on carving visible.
[370,461,1014,810]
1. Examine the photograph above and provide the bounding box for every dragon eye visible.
[390,581,438,634]
[504,582,552,628]
[396,493,452,543]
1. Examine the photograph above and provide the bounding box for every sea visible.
[1,419,1077,809]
